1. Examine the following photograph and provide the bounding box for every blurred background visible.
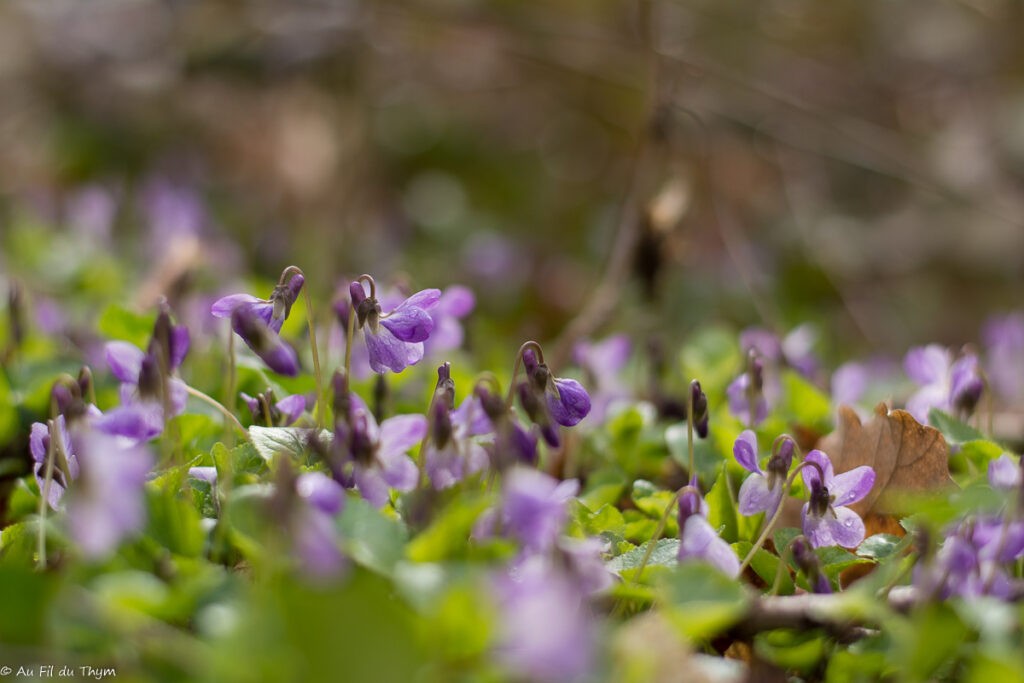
[1,0,1023,363]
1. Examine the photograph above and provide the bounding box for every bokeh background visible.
[2,0,1023,362]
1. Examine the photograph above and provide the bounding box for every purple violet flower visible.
[989,453,1022,492]
[983,313,1024,404]
[727,372,768,427]
[791,536,831,594]
[424,396,490,490]
[332,393,424,507]
[350,280,440,374]
[423,285,475,356]
[188,466,218,485]
[98,306,191,441]
[904,344,984,423]
[501,467,579,554]
[573,335,632,425]
[29,417,80,510]
[211,271,305,335]
[475,384,539,470]
[66,427,153,560]
[292,471,347,579]
[800,450,874,549]
[211,269,305,376]
[492,557,595,683]
[241,389,306,427]
[522,348,591,428]
[677,480,740,577]
[740,325,820,379]
[735,431,794,518]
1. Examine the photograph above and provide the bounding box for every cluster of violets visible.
[913,453,1024,600]
[726,325,991,428]
[23,257,1024,680]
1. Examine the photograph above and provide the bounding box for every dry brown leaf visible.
[817,403,955,518]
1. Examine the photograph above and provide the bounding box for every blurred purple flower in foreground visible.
[677,479,740,577]
[66,427,153,560]
[493,557,596,683]
[801,450,874,549]
[904,345,984,423]
[500,467,579,554]
[292,471,347,579]
[983,313,1024,404]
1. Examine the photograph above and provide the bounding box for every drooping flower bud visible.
[791,535,830,594]
[689,379,709,439]
[767,435,796,490]
[230,306,299,376]
[270,270,305,329]
[435,362,456,411]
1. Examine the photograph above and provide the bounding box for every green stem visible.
[505,340,544,408]
[302,285,325,430]
[632,490,679,580]
[738,461,823,574]
[344,306,356,380]
[185,385,249,439]
[36,419,58,571]
[687,395,695,478]
[769,542,794,595]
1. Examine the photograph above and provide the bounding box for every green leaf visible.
[958,440,1005,474]
[607,538,680,577]
[0,565,58,644]
[339,496,408,575]
[249,426,329,461]
[405,494,492,563]
[568,500,626,539]
[733,541,794,595]
[817,546,870,580]
[890,602,969,680]
[658,563,748,640]
[0,372,17,445]
[773,527,802,555]
[146,481,206,558]
[665,424,723,482]
[423,583,496,664]
[97,303,155,348]
[92,570,172,620]
[756,629,829,675]
[781,370,833,432]
[929,408,986,444]
[580,482,625,510]
[856,533,907,561]
[825,648,887,683]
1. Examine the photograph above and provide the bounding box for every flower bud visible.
[689,379,709,439]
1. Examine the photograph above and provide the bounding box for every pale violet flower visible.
[677,479,740,577]
[801,450,874,549]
